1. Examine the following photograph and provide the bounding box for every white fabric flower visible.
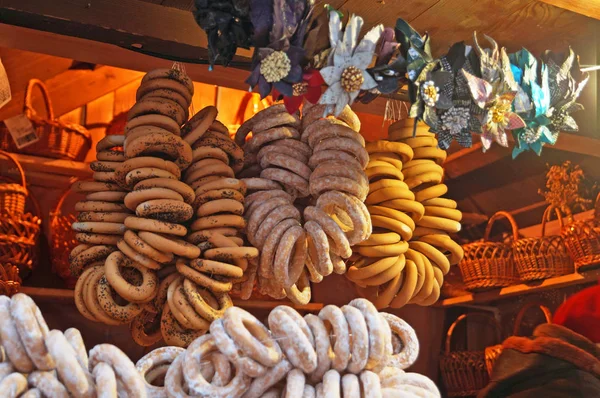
[319,13,383,116]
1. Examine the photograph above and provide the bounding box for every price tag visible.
[4,114,38,149]
[0,57,11,109]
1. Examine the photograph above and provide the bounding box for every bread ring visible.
[260,152,312,180]
[365,141,414,163]
[388,121,435,140]
[308,150,363,170]
[130,310,162,347]
[97,275,145,323]
[190,258,243,278]
[116,157,180,187]
[124,187,182,211]
[196,199,244,218]
[356,241,409,258]
[175,260,232,293]
[368,205,416,231]
[234,104,278,145]
[368,153,404,170]
[72,222,126,235]
[423,206,462,222]
[125,114,181,135]
[306,120,366,149]
[370,215,413,242]
[194,132,244,172]
[75,200,128,212]
[193,177,245,196]
[141,87,189,111]
[92,171,118,183]
[409,241,450,275]
[313,137,369,169]
[369,178,409,193]
[141,68,193,94]
[124,216,187,236]
[418,234,464,265]
[259,218,300,278]
[117,239,161,270]
[89,344,147,397]
[182,279,231,322]
[125,132,192,170]
[128,97,186,126]
[167,277,210,330]
[104,251,159,302]
[134,178,195,204]
[192,145,230,165]
[184,159,234,185]
[365,166,404,182]
[254,204,301,248]
[253,111,301,134]
[186,227,239,244]
[412,147,447,164]
[414,184,448,203]
[348,299,387,371]
[379,199,425,222]
[365,187,414,205]
[421,197,457,209]
[75,233,121,245]
[316,191,369,246]
[319,305,350,372]
[381,313,420,370]
[69,244,116,276]
[138,231,200,258]
[268,305,317,373]
[90,160,121,172]
[83,267,122,325]
[194,189,245,214]
[136,199,193,223]
[356,232,401,247]
[402,162,444,180]
[74,267,100,323]
[347,256,399,281]
[310,176,368,202]
[304,206,351,258]
[274,225,307,288]
[0,297,35,372]
[261,168,309,197]
[190,214,245,232]
[405,171,443,190]
[417,215,461,233]
[160,304,204,348]
[97,149,125,162]
[401,136,438,148]
[304,220,333,276]
[26,372,67,398]
[72,180,122,193]
[311,160,368,186]
[136,346,184,397]
[181,106,217,144]
[257,143,308,166]
[285,269,312,305]
[85,191,127,203]
[75,212,128,225]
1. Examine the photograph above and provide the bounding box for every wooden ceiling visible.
[139,0,599,55]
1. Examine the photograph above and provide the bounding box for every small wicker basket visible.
[0,79,92,161]
[49,187,79,286]
[513,206,574,281]
[562,193,600,271]
[485,302,552,376]
[440,313,502,397]
[0,150,27,215]
[459,211,519,290]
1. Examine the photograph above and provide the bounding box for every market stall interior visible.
[0,0,599,397]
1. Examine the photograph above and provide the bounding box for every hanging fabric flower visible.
[410,62,453,131]
[510,48,554,158]
[246,45,304,99]
[395,19,433,105]
[272,68,324,113]
[463,70,526,151]
[318,13,383,116]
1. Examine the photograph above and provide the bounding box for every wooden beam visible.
[0,65,143,121]
[0,0,251,65]
[444,142,510,179]
[461,212,489,225]
[539,0,600,20]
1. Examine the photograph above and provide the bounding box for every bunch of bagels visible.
[347,120,464,308]
[0,292,440,398]
[67,67,463,350]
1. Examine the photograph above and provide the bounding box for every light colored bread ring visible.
[85,191,127,202]
[138,231,200,258]
[71,181,122,193]
[124,216,187,236]
[72,222,126,235]
[125,114,181,135]
[127,97,186,126]
[124,187,184,211]
[125,132,192,170]
[115,156,180,187]
[182,106,218,145]
[96,135,125,152]
[96,149,125,162]
[134,177,195,204]
[135,199,194,223]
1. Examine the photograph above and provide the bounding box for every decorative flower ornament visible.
[246,46,304,98]
[410,62,452,130]
[463,70,526,151]
[272,69,324,113]
[318,13,383,116]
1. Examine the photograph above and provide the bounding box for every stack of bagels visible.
[233,103,373,305]
[347,119,464,308]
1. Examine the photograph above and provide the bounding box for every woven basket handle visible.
[484,211,519,242]
[51,185,76,218]
[445,313,502,354]
[513,302,552,336]
[541,206,564,237]
[0,149,27,188]
[24,79,54,120]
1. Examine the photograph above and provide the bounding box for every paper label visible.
[4,114,38,149]
[0,57,11,109]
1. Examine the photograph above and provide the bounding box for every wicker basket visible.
[0,79,91,161]
[562,193,600,271]
[49,187,80,286]
[0,188,42,277]
[513,206,574,281]
[459,211,520,290]
[485,302,552,376]
[0,150,27,215]
[440,313,502,397]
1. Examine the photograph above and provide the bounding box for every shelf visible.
[1,153,91,179]
[19,286,323,312]
[439,268,600,307]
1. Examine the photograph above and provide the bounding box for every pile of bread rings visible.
[234,103,372,304]
[347,119,464,309]
[0,292,439,397]
[0,292,150,397]
[69,68,259,348]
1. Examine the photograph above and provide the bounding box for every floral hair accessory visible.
[318,12,383,116]
[193,0,253,67]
